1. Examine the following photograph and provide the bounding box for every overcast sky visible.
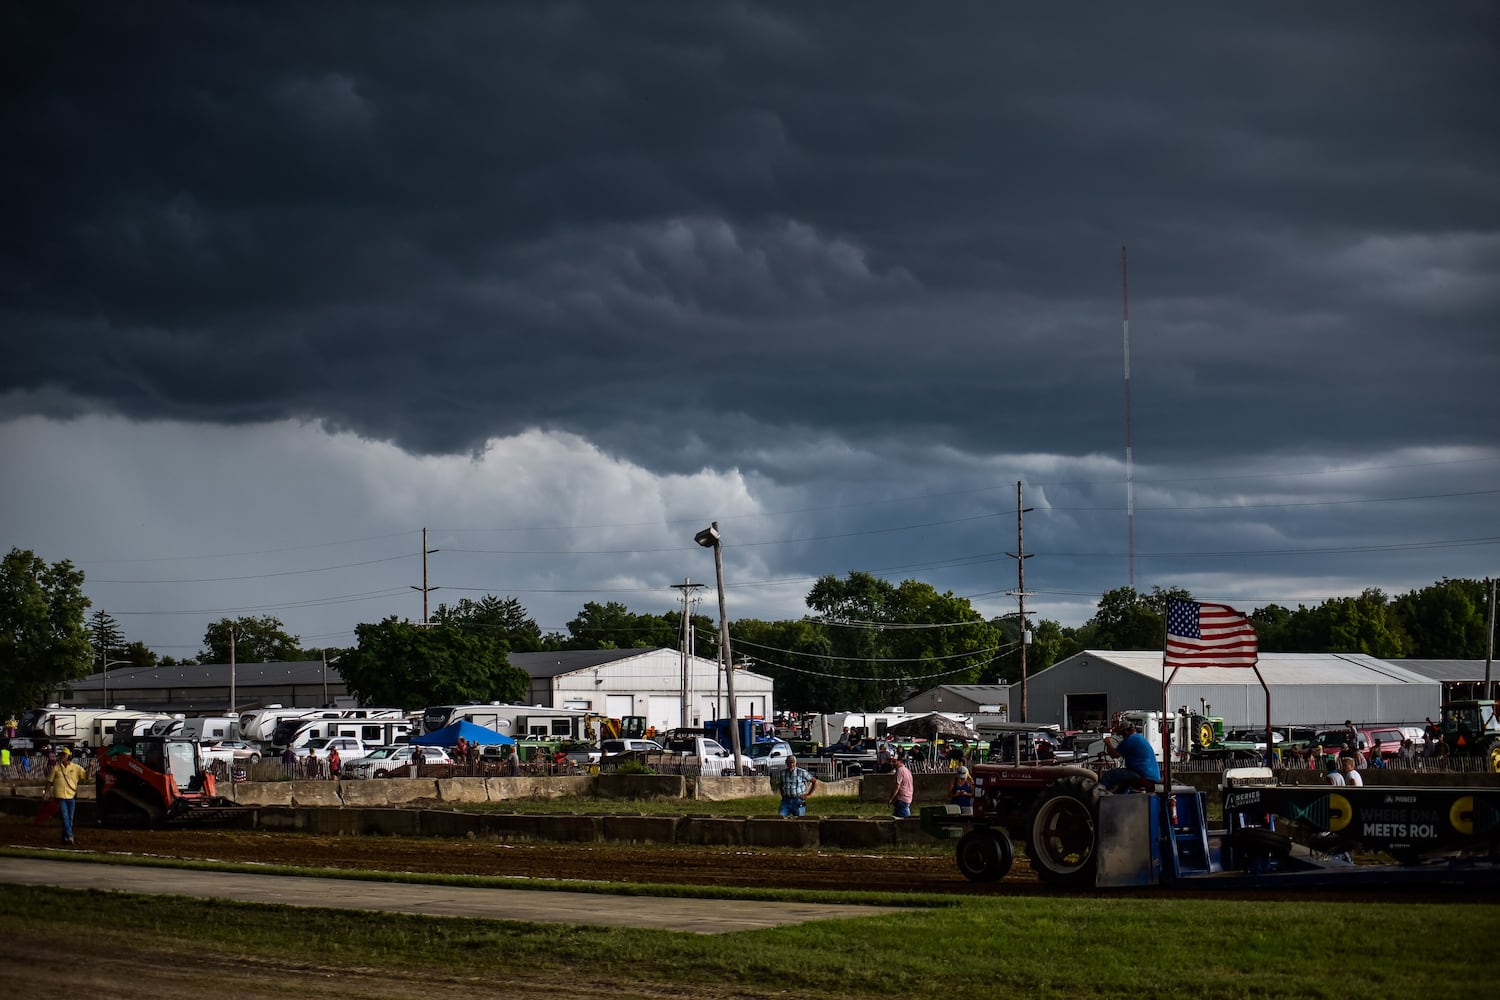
[3,2,1497,662]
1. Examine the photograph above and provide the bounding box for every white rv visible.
[19,705,172,749]
[421,703,595,741]
[238,706,322,747]
[271,709,410,754]
[177,715,240,741]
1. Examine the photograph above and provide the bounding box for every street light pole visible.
[99,649,130,709]
[695,522,743,773]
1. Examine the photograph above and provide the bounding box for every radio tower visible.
[1122,246,1135,587]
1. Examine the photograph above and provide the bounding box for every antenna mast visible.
[1122,245,1135,587]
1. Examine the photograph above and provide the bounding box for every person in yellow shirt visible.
[47,746,88,845]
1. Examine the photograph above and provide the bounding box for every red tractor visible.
[937,761,1114,887]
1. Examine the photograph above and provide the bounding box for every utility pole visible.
[1485,577,1495,700]
[1122,245,1135,587]
[1006,481,1035,723]
[229,624,237,716]
[410,528,441,624]
[671,578,705,729]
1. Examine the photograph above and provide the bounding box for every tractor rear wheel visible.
[955,828,1014,882]
[1027,776,1103,888]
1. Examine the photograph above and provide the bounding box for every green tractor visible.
[1440,700,1500,773]
[1173,706,1226,757]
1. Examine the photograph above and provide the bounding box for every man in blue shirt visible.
[1101,722,1161,792]
[775,756,819,817]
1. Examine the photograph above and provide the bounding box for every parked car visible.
[200,739,262,765]
[601,738,665,756]
[343,744,452,779]
[1361,726,1422,761]
[300,736,372,766]
[742,739,795,774]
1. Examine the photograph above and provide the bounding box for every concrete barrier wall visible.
[8,770,1496,852]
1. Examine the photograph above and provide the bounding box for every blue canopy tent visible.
[410,720,515,747]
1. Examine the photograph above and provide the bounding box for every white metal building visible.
[1022,650,1442,731]
[512,648,774,733]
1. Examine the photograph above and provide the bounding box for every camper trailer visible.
[19,705,172,750]
[270,709,410,754]
[238,706,322,747]
[422,703,596,742]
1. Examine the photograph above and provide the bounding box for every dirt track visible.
[4,814,1494,902]
[3,818,1007,894]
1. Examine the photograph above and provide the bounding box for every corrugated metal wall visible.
[1024,653,1441,729]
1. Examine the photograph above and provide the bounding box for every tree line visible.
[1,546,1491,715]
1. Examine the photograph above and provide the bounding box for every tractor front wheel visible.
[1027,776,1103,888]
[1486,741,1500,774]
[955,828,1014,883]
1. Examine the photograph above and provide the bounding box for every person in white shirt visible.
[1339,755,1363,787]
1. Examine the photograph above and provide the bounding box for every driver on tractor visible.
[1101,720,1160,793]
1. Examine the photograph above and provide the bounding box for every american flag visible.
[1165,599,1258,668]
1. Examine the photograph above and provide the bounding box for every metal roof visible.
[511,649,657,678]
[69,660,331,690]
[1075,650,1435,686]
[1391,659,1496,683]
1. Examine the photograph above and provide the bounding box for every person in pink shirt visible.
[889,759,914,818]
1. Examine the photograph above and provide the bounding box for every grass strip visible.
[2,882,1494,998]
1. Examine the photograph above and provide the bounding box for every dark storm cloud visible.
[3,2,1497,475]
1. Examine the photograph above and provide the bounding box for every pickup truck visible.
[300,736,371,765]
[657,735,754,776]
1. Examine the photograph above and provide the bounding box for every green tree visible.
[436,596,545,653]
[730,617,837,712]
[1392,578,1489,658]
[1249,603,1295,652]
[986,617,1077,683]
[563,601,679,650]
[88,610,126,668]
[803,572,997,709]
[337,617,528,710]
[200,616,303,663]
[1074,586,1191,650]
[1325,588,1409,657]
[0,548,93,714]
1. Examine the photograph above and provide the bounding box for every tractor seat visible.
[1114,775,1163,794]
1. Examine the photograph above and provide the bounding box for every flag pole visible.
[1161,605,1173,799]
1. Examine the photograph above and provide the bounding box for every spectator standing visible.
[1323,759,1345,786]
[327,747,342,780]
[948,766,975,816]
[889,758,914,818]
[1398,738,1417,769]
[1,744,10,777]
[775,755,819,817]
[281,745,297,775]
[47,747,87,845]
[505,745,522,777]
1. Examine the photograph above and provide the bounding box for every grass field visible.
[3,855,1496,999]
